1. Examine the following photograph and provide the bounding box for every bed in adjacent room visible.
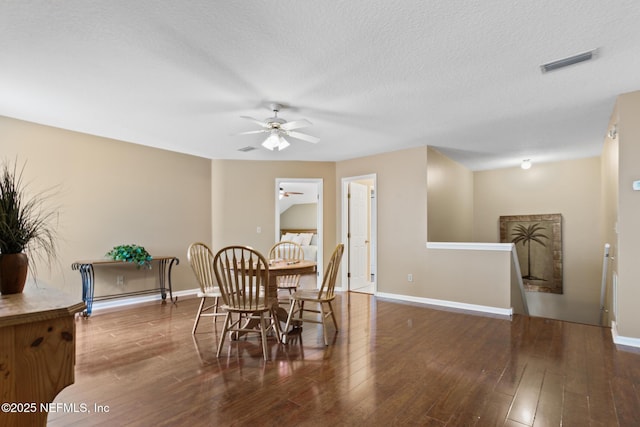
[279,228,318,261]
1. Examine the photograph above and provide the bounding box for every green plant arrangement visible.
[0,159,59,294]
[106,244,153,268]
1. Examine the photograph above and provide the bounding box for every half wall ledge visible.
[426,242,513,251]
[425,241,528,316]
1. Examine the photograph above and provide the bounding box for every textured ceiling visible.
[1,1,639,170]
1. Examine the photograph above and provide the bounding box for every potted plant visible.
[0,160,58,294]
[106,244,153,269]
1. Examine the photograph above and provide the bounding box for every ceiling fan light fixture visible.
[262,133,279,150]
[276,136,290,151]
[521,159,532,170]
[239,103,317,151]
[262,132,290,151]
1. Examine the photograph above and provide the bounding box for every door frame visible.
[275,178,323,288]
[341,174,377,293]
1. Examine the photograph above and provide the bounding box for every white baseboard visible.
[90,288,199,313]
[375,291,513,317]
[611,321,640,349]
[93,287,513,319]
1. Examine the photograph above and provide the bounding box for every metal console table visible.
[71,256,179,316]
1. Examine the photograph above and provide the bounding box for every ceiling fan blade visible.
[240,116,269,128]
[280,119,312,131]
[287,131,320,144]
[236,129,268,135]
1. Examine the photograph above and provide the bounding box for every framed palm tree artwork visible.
[499,213,563,294]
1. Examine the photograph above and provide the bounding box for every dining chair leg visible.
[260,313,269,361]
[192,297,206,334]
[319,302,329,346]
[282,299,300,344]
[270,307,282,343]
[216,312,231,357]
[327,301,339,331]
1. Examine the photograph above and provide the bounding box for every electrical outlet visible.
[407,273,413,282]
[116,275,124,286]
[256,226,262,233]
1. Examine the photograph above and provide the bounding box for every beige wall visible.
[337,147,429,294]
[474,157,602,324]
[0,115,212,297]
[335,147,510,309]
[427,147,474,242]
[280,203,317,229]
[616,91,640,338]
[210,159,335,263]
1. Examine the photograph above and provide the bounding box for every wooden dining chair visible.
[213,246,281,361]
[268,241,305,302]
[283,243,344,346]
[187,242,225,334]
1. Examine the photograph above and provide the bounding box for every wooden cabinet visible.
[0,288,84,427]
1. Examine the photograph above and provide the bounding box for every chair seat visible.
[220,304,272,313]
[197,290,221,298]
[291,289,334,302]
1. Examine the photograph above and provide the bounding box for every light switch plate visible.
[633,180,640,191]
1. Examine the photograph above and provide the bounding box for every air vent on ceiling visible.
[540,48,598,73]
[237,146,257,152]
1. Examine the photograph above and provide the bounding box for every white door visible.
[349,182,368,290]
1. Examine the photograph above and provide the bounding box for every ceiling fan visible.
[238,103,320,151]
[279,187,303,198]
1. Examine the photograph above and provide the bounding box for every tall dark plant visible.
[0,160,58,265]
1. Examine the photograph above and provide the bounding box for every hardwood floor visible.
[48,292,640,426]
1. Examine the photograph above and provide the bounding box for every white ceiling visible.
[1,1,639,170]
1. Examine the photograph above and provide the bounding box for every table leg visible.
[158,257,179,303]
[75,263,94,317]
[275,306,288,323]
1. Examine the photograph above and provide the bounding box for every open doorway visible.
[275,178,323,288]
[341,174,377,294]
